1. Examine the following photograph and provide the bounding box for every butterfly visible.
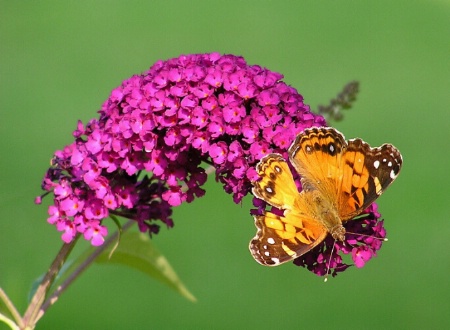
[249,126,402,266]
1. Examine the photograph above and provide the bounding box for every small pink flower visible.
[352,246,373,268]
[83,221,108,246]
[60,197,84,216]
[209,142,228,165]
[56,219,77,244]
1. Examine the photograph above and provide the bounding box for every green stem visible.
[22,235,80,329]
[36,220,134,322]
[0,313,20,330]
[0,288,23,328]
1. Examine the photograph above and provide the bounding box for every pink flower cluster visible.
[38,53,325,246]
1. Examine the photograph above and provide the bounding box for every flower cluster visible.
[38,52,325,246]
[37,52,387,278]
[293,203,386,277]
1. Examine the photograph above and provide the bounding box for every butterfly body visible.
[293,189,345,240]
[250,127,402,266]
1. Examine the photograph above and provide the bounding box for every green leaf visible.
[95,232,196,302]
[28,274,44,304]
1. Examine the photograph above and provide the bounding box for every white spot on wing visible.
[374,160,380,169]
[390,169,397,179]
[271,258,280,264]
[267,237,275,245]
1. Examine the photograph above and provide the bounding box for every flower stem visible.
[0,288,23,329]
[22,235,80,329]
[0,313,20,330]
[35,220,134,322]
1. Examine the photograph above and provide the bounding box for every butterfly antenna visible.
[345,231,388,242]
[324,240,337,283]
[346,213,388,241]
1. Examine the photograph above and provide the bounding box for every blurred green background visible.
[1,1,449,329]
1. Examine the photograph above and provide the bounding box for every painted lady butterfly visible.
[250,127,402,266]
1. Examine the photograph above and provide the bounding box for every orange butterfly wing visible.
[288,127,402,221]
[251,154,299,211]
[250,210,327,266]
[250,154,327,266]
[339,138,402,219]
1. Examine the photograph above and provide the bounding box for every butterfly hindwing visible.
[250,210,327,266]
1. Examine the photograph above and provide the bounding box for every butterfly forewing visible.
[252,153,299,211]
[337,139,402,220]
[288,127,347,209]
